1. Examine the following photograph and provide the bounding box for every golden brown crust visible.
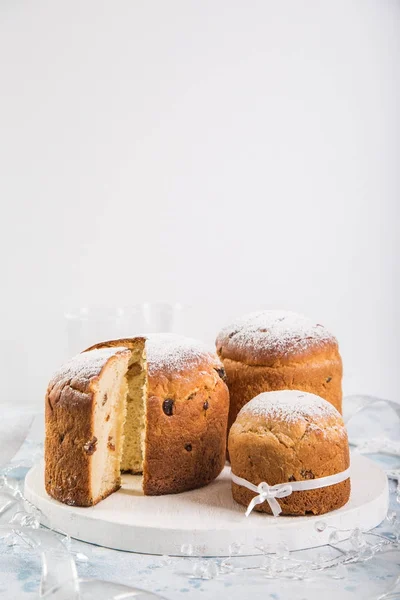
[228,391,350,515]
[45,382,93,506]
[143,368,229,495]
[216,310,339,367]
[45,348,130,506]
[85,337,147,354]
[224,352,342,432]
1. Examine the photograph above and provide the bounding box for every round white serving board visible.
[25,454,388,556]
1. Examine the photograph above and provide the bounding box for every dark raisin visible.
[184,443,192,452]
[215,367,227,382]
[300,469,315,480]
[84,437,98,455]
[102,393,108,406]
[203,400,209,410]
[162,399,174,416]
[228,330,238,339]
[105,414,110,422]
[326,376,332,383]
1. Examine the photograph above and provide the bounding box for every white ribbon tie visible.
[231,468,351,517]
[246,481,293,517]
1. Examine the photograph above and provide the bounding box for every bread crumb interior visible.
[121,341,147,473]
[92,354,129,502]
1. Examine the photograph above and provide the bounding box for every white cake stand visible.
[24,454,388,556]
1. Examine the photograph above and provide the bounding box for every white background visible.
[0,0,398,408]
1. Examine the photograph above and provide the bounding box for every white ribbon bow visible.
[231,467,351,517]
[247,481,292,517]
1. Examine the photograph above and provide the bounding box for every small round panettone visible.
[228,390,350,516]
[216,310,343,436]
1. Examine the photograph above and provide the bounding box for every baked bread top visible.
[86,333,225,398]
[46,346,131,411]
[233,389,346,443]
[216,310,338,367]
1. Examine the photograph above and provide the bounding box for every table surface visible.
[1,402,399,600]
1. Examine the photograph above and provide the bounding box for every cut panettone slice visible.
[45,346,134,506]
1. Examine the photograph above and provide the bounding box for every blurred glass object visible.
[343,395,400,425]
[344,395,400,454]
[139,302,184,334]
[72,580,166,599]
[0,408,34,468]
[40,551,166,598]
[65,303,185,355]
[40,550,79,599]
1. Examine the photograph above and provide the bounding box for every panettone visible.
[216,310,343,436]
[45,334,229,506]
[229,390,350,516]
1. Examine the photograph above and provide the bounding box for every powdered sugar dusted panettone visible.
[240,390,342,424]
[229,390,350,516]
[216,310,343,433]
[146,333,222,378]
[217,310,337,365]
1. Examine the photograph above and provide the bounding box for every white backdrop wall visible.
[0,0,398,408]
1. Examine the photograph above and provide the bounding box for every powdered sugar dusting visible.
[219,310,336,356]
[146,333,218,375]
[241,390,341,423]
[50,347,129,388]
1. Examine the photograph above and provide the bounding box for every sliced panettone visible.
[45,334,229,506]
[45,346,132,506]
